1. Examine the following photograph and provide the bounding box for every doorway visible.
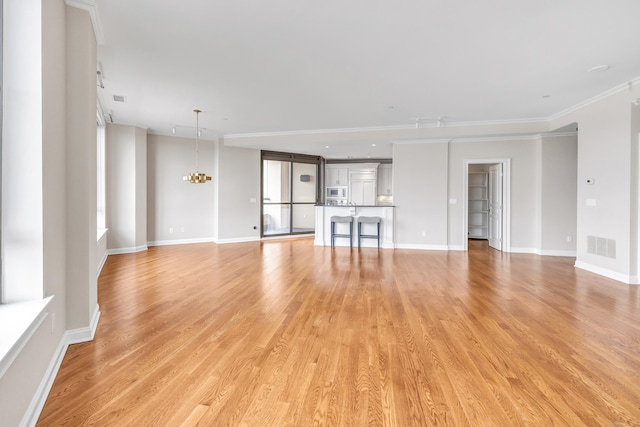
[463,159,510,252]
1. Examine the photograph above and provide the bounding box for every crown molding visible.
[224,124,413,139]
[540,131,578,138]
[224,117,549,140]
[548,75,640,121]
[65,0,105,45]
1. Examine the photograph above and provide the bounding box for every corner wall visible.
[146,133,215,244]
[551,85,640,282]
[106,124,147,252]
[393,142,449,249]
[216,143,261,243]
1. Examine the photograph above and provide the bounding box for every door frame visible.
[462,158,511,252]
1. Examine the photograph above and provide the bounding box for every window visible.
[0,0,4,303]
[261,151,322,237]
[96,107,106,233]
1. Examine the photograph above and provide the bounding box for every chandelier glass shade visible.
[183,109,212,183]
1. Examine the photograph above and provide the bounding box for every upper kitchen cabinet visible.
[325,165,348,187]
[377,164,393,195]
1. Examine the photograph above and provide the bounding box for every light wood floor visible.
[38,239,640,426]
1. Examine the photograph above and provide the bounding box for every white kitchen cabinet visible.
[468,171,488,239]
[325,166,348,186]
[350,179,376,205]
[377,164,393,195]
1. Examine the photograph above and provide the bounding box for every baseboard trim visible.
[97,251,108,277]
[395,243,449,251]
[67,304,100,345]
[21,334,69,427]
[574,261,640,285]
[510,247,538,254]
[540,249,577,257]
[214,236,261,244]
[21,304,100,427]
[107,245,148,255]
[147,238,215,247]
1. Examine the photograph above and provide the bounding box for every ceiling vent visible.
[113,95,126,102]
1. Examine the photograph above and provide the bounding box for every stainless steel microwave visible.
[327,187,347,198]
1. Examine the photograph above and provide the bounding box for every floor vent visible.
[587,236,616,259]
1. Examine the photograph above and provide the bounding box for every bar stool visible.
[330,216,353,248]
[357,216,382,249]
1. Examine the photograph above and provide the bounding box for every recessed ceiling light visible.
[587,65,610,73]
[325,145,329,149]
[372,143,377,147]
[542,95,551,99]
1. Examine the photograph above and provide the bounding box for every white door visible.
[488,164,503,250]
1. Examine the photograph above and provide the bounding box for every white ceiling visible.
[96,0,640,158]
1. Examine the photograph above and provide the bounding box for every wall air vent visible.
[587,236,616,259]
[113,95,126,102]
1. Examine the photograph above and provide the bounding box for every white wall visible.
[0,2,98,425]
[147,133,215,244]
[106,124,147,251]
[393,142,449,248]
[216,142,261,242]
[65,5,98,331]
[392,136,576,254]
[135,127,147,249]
[448,138,539,251]
[551,86,640,282]
[539,134,578,255]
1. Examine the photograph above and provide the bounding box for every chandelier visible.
[183,109,212,183]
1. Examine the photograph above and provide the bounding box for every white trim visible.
[574,261,640,285]
[96,227,108,242]
[224,117,551,140]
[0,297,53,380]
[19,304,100,427]
[448,245,465,251]
[510,247,538,254]
[394,243,449,251]
[462,158,511,253]
[147,237,215,247]
[214,236,262,244]
[540,131,578,139]
[549,76,640,121]
[20,333,69,427]
[64,0,104,45]
[259,234,313,242]
[97,251,108,277]
[393,139,453,145]
[539,249,577,257]
[106,245,148,255]
[223,78,640,141]
[67,304,101,345]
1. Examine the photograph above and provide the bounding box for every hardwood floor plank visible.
[36,239,640,426]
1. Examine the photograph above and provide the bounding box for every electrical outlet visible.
[567,236,573,243]
[180,226,185,233]
[169,227,174,233]
[421,231,426,237]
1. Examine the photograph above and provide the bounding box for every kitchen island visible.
[314,205,395,248]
